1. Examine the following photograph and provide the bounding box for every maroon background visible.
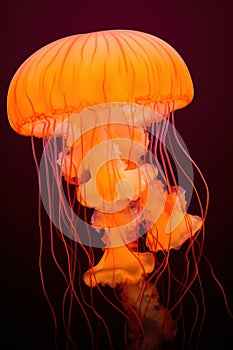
[1,0,233,349]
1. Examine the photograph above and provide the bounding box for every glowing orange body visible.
[7,30,207,350]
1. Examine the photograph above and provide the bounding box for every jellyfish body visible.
[7,30,206,349]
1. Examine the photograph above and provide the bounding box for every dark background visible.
[1,0,233,349]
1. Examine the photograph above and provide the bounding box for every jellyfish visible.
[7,30,209,349]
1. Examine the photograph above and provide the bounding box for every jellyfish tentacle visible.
[120,279,177,350]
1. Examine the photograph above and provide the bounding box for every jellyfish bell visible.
[7,30,193,136]
[7,29,207,349]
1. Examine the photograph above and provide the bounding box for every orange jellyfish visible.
[7,30,209,349]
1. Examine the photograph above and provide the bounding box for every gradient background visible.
[1,0,233,349]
